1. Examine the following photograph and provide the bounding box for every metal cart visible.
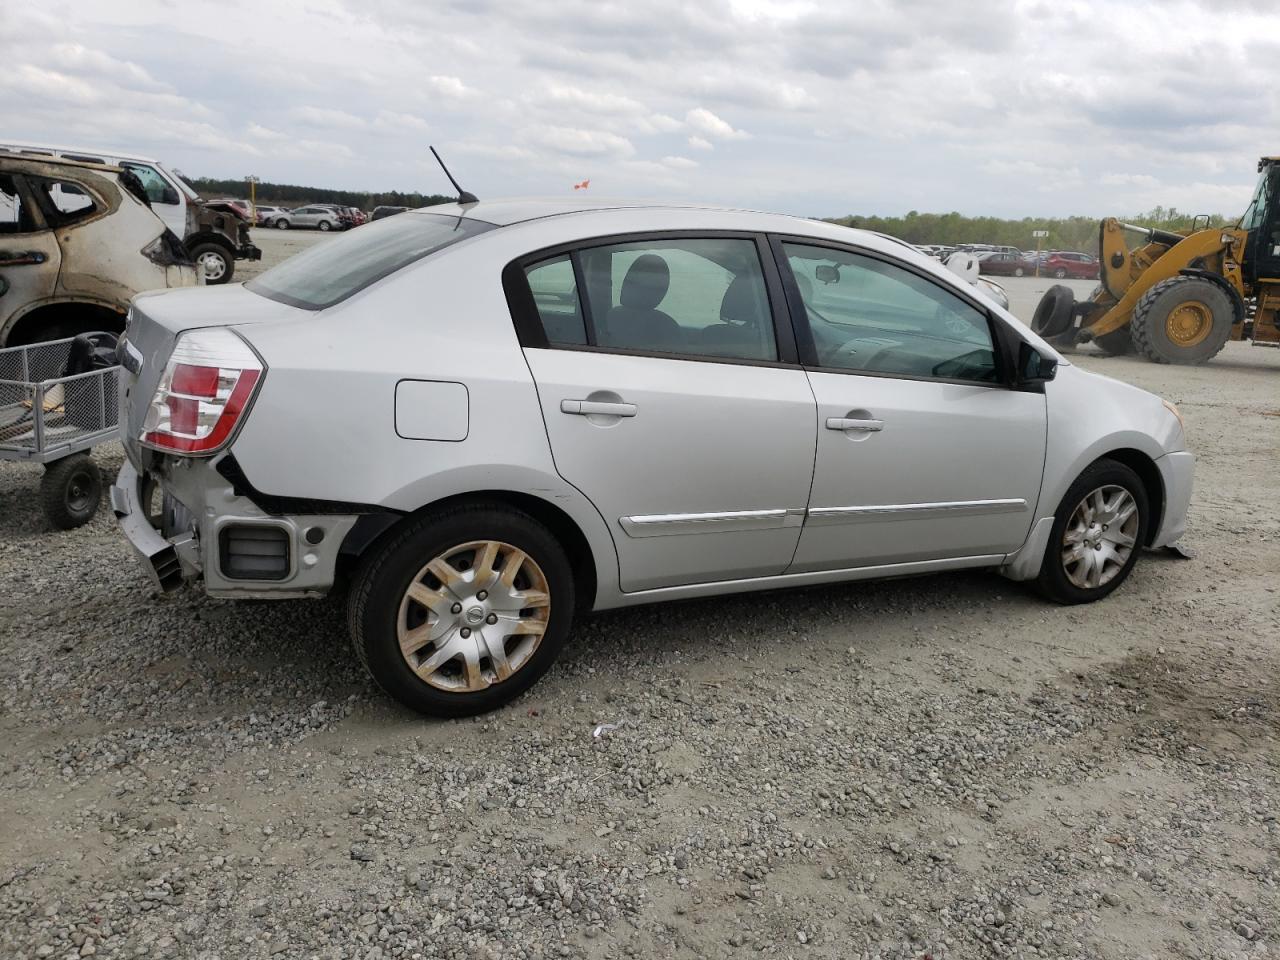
[0,335,121,529]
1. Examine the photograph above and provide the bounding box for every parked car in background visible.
[277,205,344,231]
[372,205,409,220]
[1044,251,1100,279]
[0,141,260,285]
[208,198,253,221]
[979,251,1038,277]
[0,155,198,345]
[254,205,289,227]
[112,198,1192,717]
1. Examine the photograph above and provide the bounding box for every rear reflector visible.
[218,524,290,580]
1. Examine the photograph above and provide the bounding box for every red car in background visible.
[1044,251,1099,279]
[978,251,1038,277]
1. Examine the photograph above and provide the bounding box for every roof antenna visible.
[430,146,478,204]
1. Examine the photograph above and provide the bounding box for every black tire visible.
[1053,267,1068,279]
[40,454,102,530]
[1031,284,1075,338]
[275,219,289,230]
[1093,328,1133,356]
[1036,458,1149,605]
[319,220,332,232]
[188,242,235,285]
[348,503,576,717]
[1130,276,1234,365]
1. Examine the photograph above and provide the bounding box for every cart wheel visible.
[41,454,102,530]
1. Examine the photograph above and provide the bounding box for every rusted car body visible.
[0,156,199,345]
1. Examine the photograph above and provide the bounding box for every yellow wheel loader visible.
[1032,156,1280,364]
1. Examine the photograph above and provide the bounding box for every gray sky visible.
[4,0,1277,218]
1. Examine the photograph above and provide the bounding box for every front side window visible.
[121,163,176,205]
[784,242,998,383]
[0,174,37,234]
[247,212,493,309]
[570,237,777,362]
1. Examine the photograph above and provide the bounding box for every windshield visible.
[246,212,494,309]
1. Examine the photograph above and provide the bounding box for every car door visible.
[775,238,1047,573]
[509,233,817,592]
[0,173,60,337]
[119,162,186,237]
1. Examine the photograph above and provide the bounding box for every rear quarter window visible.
[246,212,494,309]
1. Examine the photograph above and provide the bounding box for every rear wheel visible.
[319,220,332,232]
[1092,328,1133,356]
[1053,267,1068,279]
[1130,276,1234,364]
[275,219,289,230]
[348,503,575,717]
[41,454,102,529]
[1014,266,1025,277]
[1037,459,1149,604]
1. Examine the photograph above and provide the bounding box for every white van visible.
[0,141,260,284]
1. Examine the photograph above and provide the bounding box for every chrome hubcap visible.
[397,540,550,693]
[1061,485,1139,589]
[197,251,227,280]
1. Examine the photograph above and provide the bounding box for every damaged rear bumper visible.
[110,459,198,592]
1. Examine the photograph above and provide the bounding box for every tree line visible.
[189,177,456,211]
[826,207,1236,254]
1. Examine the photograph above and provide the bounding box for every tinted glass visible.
[120,163,174,204]
[785,243,998,383]
[525,256,586,345]
[247,213,493,309]
[576,237,776,361]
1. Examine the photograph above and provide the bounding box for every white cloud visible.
[688,136,714,151]
[685,107,749,140]
[425,75,475,100]
[292,106,366,129]
[521,125,636,159]
[662,155,699,169]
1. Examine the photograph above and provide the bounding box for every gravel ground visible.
[1,243,1278,959]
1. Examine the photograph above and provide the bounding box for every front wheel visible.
[41,454,102,529]
[188,242,235,284]
[1036,459,1149,604]
[275,219,289,230]
[1053,267,1068,279]
[348,503,576,717]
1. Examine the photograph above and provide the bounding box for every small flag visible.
[573,179,590,190]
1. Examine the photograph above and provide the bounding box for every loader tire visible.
[1131,276,1233,365]
[1031,284,1075,338]
[1093,329,1133,356]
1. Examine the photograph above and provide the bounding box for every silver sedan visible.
[112,199,1194,716]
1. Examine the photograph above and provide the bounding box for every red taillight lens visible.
[141,329,264,455]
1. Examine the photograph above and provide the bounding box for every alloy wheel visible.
[1060,484,1139,589]
[397,540,550,692]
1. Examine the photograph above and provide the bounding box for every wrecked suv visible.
[112,199,1193,718]
[0,155,199,346]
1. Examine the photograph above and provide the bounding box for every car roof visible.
[0,139,161,165]
[0,153,124,176]
[410,196,764,227]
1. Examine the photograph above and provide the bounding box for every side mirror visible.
[159,186,180,205]
[815,264,840,285]
[1018,340,1057,385]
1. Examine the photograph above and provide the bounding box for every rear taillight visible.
[141,328,264,454]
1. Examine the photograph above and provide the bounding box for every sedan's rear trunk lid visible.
[120,284,308,468]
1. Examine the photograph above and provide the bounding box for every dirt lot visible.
[1,235,1278,960]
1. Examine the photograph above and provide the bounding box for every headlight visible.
[1162,399,1184,432]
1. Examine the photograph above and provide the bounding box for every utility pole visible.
[245,175,259,218]
[1032,229,1049,278]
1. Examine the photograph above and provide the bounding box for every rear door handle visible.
[826,417,884,433]
[561,399,638,417]
[0,251,46,267]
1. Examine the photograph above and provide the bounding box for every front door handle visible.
[0,251,47,267]
[826,417,884,433]
[561,399,638,417]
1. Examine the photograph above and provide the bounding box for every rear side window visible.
[33,179,98,225]
[246,212,493,309]
[525,256,586,345]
